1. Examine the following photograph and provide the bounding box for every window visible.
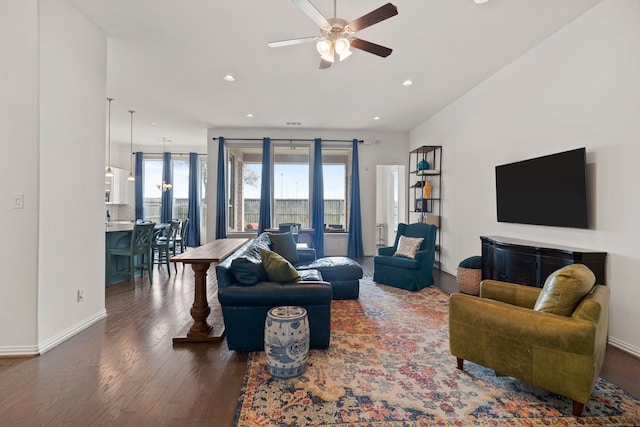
[143,158,163,223]
[141,156,206,238]
[322,148,349,231]
[171,158,189,219]
[274,143,310,228]
[228,155,235,229]
[225,141,351,233]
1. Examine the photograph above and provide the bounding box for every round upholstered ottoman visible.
[264,306,310,378]
[457,256,482,295]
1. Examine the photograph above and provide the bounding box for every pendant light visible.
[127,110,135,181]
[105,97,114,177]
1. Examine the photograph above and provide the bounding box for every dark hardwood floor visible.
[0,257,637,426]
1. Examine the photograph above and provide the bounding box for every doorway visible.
[376,165,406,248]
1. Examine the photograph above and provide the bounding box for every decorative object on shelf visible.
[105,97,114,177]
[156,137,173,192]
[417,159,430,171]
[423,180,432,199]
[127,110,135,181]
[264,306,310,378]
[409,145,442,268]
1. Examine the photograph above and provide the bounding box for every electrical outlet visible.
[77,289,85,302]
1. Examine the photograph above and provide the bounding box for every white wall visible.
[38,0,108,352]
[410,0,640,355]
[0,0,108,355]
[0,0,40,353]
[207,128,409,256]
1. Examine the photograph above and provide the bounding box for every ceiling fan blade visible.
[350,38,393,57]
[268,36,320,48]
[347,3,398,33]
[294,0,330,29]
[319,58,332,69]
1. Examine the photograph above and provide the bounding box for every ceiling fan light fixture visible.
[334,38,350,55]
[316,39,331,56]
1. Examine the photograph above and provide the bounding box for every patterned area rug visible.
[233,279,640,426]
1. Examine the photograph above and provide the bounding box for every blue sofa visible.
[216,233,362,351]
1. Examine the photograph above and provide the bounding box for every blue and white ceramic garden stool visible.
[264,306,310,378]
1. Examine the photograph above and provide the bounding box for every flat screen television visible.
[495,148,589,229]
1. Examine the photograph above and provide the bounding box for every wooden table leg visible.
[172,262,225,344]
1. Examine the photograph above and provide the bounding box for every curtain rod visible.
[134,152,206,156]
[211,137,363,143]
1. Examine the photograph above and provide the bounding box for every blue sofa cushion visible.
[230,257,268,285]
[218,281,332,306]
[374,254,420,270]
[296,256,363,281]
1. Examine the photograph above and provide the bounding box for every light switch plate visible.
[13,193,24,209]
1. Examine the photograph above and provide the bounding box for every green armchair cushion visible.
[259,248,301,283]
[269,232,299,263]
[393,235,424,259]
[533,263,595,316]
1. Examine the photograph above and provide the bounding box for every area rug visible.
[233,279,640,426]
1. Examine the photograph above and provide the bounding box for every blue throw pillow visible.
[268,232,299,263]
[230,257,268,286]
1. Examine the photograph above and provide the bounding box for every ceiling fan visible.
[268,0,398,69]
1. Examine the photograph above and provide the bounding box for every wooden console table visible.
[481,236,607,287]
[170,238,248,344]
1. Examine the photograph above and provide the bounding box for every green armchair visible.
[449,266,609,416]
[373,223,437,291]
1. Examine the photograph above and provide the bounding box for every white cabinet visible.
[105,167,131,204]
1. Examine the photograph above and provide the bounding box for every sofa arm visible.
[297,247,317,263]
[377,246,395,256]
[480,280,541,309]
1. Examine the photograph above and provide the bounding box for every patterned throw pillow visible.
[259,248,301,283]
[393,235,424,259]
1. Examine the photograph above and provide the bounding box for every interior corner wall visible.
[0,0,40,353]
[206,128,409,256]
[410,0,640,354]
[37,0,107,352]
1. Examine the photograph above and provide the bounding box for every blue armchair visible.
[373,223,437,291]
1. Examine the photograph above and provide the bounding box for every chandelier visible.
[157,137,173,192]
[157,181,172,192]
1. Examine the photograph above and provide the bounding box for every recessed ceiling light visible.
[246,113,254,118]
[402,79,413,86]
[373,116,381,121]
[223,75,235,82]
[474,0,488,4]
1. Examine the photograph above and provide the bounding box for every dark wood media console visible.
[481,236,607,288]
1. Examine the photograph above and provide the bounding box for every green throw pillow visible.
[533,263,596,316]
[259,248,301,283]
[268,232,299,263]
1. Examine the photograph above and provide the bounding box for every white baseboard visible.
[38,309,108,355]
[0,345,39,357]
[608,336,640,359]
